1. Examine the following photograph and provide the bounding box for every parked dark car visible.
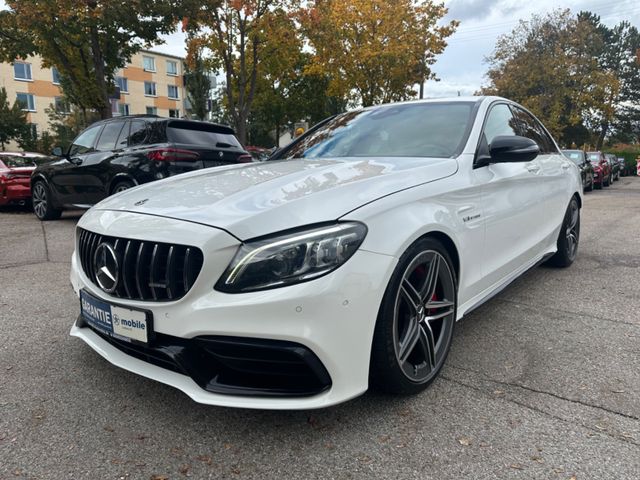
[587,151,611,189]
[605,153,620,181]
[616,157,627,176]
[562,150,594,192]
[31,116,251,220]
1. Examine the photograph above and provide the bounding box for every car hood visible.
[94,157,457,239]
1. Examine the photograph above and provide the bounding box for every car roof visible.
[91,116,236,134]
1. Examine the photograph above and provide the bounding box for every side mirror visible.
[52,146,64,157]
[489,135,539,163]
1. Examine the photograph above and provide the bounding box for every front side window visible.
[166,60,178,75]
[168,85,179,99]
[69,124,103,157]
[116,76,128,93]
[96,121,125,152]
[144,81,157,96]
[483,103,518,145]
[52,66,61,84]
[511,107,557,154]
[280,102,476,160]
[143,56,156,72]
[14,62,32,80]
[16,93,35,111]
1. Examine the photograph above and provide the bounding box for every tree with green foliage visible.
[481,9,617,145]
[578,12,640,148]
[300,0,458,107]
[0,87,28,151]
[0,0,179,119]
[184,0,300,144]
[184,39,212,121]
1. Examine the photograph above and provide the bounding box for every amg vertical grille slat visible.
[149,243,160,301]
[122,240,135,299]
[76,228,202,302]
[165,246,176,300]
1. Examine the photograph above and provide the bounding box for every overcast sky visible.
[2,0,639,98]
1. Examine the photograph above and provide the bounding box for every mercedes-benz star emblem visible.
[218,151,224,158]
[94,242,119,293]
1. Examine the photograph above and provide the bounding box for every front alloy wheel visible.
[32,181,62,221]
[371,238,456,394]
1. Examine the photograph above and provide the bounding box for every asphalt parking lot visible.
[1,178,639,480]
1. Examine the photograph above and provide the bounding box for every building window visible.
[14,62,32,81]
[166,60,178,76]
[16,93,35,111]
[143,56,156,72]
[146,106,157,115]
[54,97,70,114]
[167,85,179,99]
[169,109,180,118]
[119,103,130,116]
[116,76,128,93]
[52,66,61,84]
[144,81,157,96]
[110,99,120,115]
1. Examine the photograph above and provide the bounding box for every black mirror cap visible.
[489,135,540,163]
[52,146,64,157]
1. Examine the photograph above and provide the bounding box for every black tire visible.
[546,197,580,268]
[370,237,457,395]
[110,179,135,195]
[595,181,602,190]
[31,180,62,221]
[603,174,611,187]
[585,177,593,192]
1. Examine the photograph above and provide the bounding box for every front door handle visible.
[561,163,571,170]
[526,164,540,174]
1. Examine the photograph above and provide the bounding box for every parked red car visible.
[0,152,49,207]
[587,151,612,189]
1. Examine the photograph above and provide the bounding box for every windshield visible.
[587,153,601,161]
[0,154,47,168]
[279,102,476,160]
[562,150,584,165]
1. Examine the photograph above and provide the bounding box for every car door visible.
[472,102,547,290]
[49,124,103,206]
[511,106,568,245]
[82,120,127,204]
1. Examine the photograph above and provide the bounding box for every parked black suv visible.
[31,116,251,220]
[562,149,595,192]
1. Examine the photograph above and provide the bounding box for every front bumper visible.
[70,210,397,409]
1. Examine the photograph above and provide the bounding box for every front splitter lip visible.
[70,322,363,410]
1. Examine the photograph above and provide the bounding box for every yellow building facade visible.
[0,50,187,149]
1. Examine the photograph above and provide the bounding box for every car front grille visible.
[77,228,204,301]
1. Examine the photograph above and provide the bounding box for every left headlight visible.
[215,222,367,293]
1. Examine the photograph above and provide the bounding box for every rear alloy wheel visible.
[585,177,593,192]
[32,181,62,221]
[111,180,135,195]
[547,197,580,268]
[604,174,611,187]
[370,238,456,394]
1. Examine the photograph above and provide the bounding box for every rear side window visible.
[167,122,242,148]
[96,121,125,151]
[128,120,148,146]
[69,124,102,156]
[511,107,557,154]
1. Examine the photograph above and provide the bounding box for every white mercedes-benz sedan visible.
[70,97,582,409]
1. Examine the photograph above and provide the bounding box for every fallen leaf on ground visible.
[458,437,472,446]
[510,463,524,470]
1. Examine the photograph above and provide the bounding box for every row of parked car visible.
[0,114,633,219]
[561,150,630,191]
